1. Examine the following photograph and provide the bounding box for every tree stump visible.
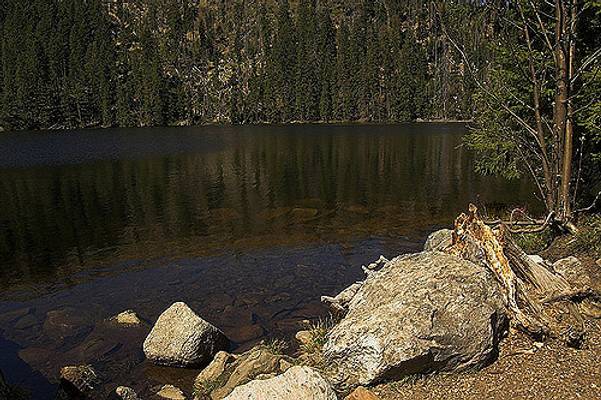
[445,204,599,345]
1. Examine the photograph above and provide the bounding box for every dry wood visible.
[446,204,599,345]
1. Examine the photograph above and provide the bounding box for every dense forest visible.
[0,0,489,130]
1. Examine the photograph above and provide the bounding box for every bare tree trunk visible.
[560,0,578,219]
[555,0,571,219]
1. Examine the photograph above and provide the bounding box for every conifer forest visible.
[1,0,494,130]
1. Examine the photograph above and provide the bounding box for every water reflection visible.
[0,124,541,398]
[0,124,538,290]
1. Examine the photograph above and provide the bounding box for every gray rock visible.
[324,251,507,389]
[423,229,453,252]
[223,366,337,400]
[553,256,591,289]
[143,302,229,368]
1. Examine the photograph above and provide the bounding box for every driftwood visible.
[446,204,599,345]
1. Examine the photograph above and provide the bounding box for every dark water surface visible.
[0,124,539,398]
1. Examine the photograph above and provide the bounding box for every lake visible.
[0,124,539,398]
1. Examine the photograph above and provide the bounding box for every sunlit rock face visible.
[324,251,508,389]
[423,229,453,252]
[223,366,338,400]
[143,302,229,368]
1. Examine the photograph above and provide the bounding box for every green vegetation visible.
[514,231,555,255]
[458,1,601,217]
[0,0,487,131]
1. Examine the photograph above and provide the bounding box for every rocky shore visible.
[1,227,599,400]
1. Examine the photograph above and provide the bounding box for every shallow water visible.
[0,124,539,398]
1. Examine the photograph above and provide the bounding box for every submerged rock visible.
[423,229,453,252]
[143,302,229,368]
[223,366,337,400]
[324,251,507,389]
[111,310,142,326]
[57,365,101,398]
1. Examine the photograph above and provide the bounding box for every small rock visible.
[423,229,453,251]
[279,359,294,372]
[195,351,235,389]
[197,345,294,399]
[58,365,100,396]
[223,366,337,400]
[157,385,186,400]
[112,310,142,326]
[596,258,601,268]
[345,387,380,400]
[295,331,314,346]
[143,302,229,368]
[116,386,141,400]
[43,308,92,341]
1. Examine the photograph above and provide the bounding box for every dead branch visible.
[574,190,601,215]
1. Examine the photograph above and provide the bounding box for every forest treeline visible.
[0,0,487,131]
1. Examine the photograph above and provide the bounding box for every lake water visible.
[0,124,539,398]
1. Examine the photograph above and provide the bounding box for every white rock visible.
[324,252,507,389]
[224,366,337,400]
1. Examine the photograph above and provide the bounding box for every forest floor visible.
[373,230,601,400]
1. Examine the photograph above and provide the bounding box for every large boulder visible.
[144,302,229,368]
[423,229,453,252]
[223,366,337,400]
[323,251,507,389]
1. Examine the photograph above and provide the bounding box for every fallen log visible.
[446,204,599,345]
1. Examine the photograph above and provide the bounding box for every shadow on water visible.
[0,334,56,399]
[0,124,542,398]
